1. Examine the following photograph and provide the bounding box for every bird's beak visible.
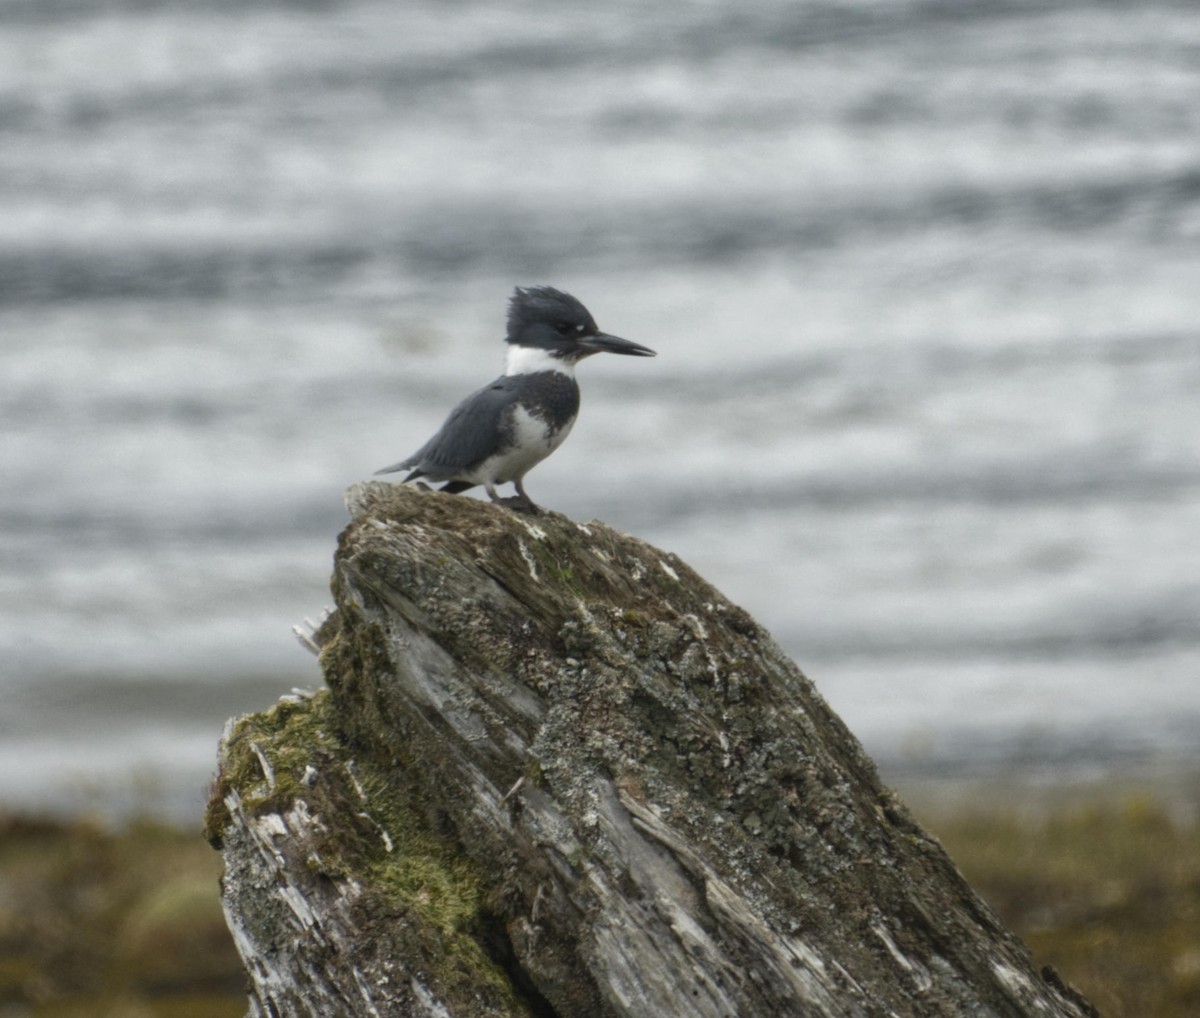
[579,332,657,357]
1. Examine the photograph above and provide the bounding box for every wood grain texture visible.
[208,482,1097,1018]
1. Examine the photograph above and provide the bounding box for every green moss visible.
[210,689,530,1016]
[205,691,339,845]
[358,826,519,1009]
[524,757,546,788]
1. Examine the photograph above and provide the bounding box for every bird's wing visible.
[377,376,519,479]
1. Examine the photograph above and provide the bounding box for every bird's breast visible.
[477,401,576,484]
[468,372,580,484]
[505,403,577,455]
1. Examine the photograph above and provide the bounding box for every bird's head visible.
[506,286,656,362]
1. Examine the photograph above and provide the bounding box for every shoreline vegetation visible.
[1,779,1197,1018]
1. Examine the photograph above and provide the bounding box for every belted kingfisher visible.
[376,286,656,511]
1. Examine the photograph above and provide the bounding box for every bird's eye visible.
[555,321,575,336]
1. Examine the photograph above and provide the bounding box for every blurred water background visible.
[2,0,1198,821]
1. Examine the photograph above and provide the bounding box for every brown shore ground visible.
[1,777,1196,1018]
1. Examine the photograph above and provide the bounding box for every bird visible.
[376,286,656,512]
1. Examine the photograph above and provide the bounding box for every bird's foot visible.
[495,496,541,515]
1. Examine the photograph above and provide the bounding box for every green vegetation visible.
[925,792,1200,1018]
[0,812,242,1018]
[203,691,337,846]
[1,786,1196,1016]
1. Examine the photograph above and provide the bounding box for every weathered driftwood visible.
[207,482,1097,1018]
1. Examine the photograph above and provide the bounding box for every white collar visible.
[504,345,576,377]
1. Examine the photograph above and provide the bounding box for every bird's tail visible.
[374,459,414,476]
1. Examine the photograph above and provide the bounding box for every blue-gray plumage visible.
[376,286,655,511]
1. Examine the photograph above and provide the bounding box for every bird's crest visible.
[507,286,593,341]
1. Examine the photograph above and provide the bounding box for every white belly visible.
[470,405,576,485]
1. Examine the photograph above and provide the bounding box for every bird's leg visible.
[492,478,540,514]
[510,478,541,514]
[514,478,536,505]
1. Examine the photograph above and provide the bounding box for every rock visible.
[207,482,1098,1018]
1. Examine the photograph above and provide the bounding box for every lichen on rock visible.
[209,483,1098,1018]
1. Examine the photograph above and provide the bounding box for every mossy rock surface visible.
[209,483,1099,1018]
[210,687,530,1018]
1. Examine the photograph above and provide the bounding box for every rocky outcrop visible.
[207,482,1097,1018]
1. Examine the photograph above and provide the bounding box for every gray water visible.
[3,0,1199,820]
